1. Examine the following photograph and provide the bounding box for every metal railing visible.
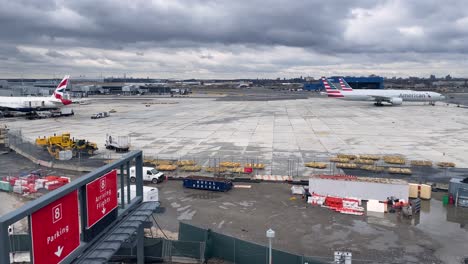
[0,150,144,264]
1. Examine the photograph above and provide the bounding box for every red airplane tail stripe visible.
[339,78,353,91]
[321,77,344,98]
[52,75,70,104]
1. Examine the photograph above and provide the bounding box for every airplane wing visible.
[367,95,403,105]
[0,106,15,111]
[369,95,391,101]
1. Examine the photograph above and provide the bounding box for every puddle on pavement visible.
[186,192,222,199]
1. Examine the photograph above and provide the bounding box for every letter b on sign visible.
[52,204,62,224]
[100,178,106,192]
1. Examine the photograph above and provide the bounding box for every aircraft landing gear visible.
[374,102,384,106]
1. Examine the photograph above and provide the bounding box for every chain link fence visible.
[5,129,456,183]
[142,152,329,179]
[6,129,108,170]
[179,222,327,264]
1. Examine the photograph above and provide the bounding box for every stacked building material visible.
[337,154,357,160]
[383,156,406,164]
[157,165,178,171]
[304,162,327,169]
[354,159,375,165]
[359,154,381,160]
[219,161,241,167]
[388,167,412,175]
[336,163,358,169]
[244,163,265,169]
[437,162,456,168]
[360,165,385,172]
[410,160,433,166]
[330,157,350,163]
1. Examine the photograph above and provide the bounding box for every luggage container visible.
[105,134,130,152]
[183,176,233,192]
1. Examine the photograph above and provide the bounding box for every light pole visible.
[266,228,275,264]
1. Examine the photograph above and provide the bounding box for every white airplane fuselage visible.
[0,75,72,112]
[338,89,445,103]
[0,96,64,112]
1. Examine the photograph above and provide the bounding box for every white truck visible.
[105,134,130,152]
[117,185,159,204]
[91,112,109,119]
[51,108,74,117]
[130,166,165,184]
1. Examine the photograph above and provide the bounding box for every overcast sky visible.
[1,0,468,79]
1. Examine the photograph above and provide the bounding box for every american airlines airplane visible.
[0,75,72,112]
[322,77,445,106]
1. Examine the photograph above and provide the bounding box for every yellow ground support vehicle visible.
[35,132,98,159]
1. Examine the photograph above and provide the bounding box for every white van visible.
[117,185,159,204]
[130,166,165,184]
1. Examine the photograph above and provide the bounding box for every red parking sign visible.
[86,170,118,228]
[31,190,80,264]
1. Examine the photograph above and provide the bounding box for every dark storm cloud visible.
[0,0,468,77]
[0,0,370,49]
[45,50,67,58]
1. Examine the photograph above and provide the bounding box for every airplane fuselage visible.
[337,89,445,102]
[0,96,63,112]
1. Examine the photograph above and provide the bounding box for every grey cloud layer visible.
[1,0,468,77]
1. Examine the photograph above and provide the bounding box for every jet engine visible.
[389,97,403,105]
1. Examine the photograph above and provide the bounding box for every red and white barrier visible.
[254,175,293,181]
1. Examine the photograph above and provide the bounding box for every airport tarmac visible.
[1,94,468,178]
[1,92,468,263]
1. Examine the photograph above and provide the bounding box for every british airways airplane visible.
[322,77,445,106]
[0,75,72,112]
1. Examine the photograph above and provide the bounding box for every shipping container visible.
[449,177,468,197]
[183,176,232,192]
[309,176,409,201]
